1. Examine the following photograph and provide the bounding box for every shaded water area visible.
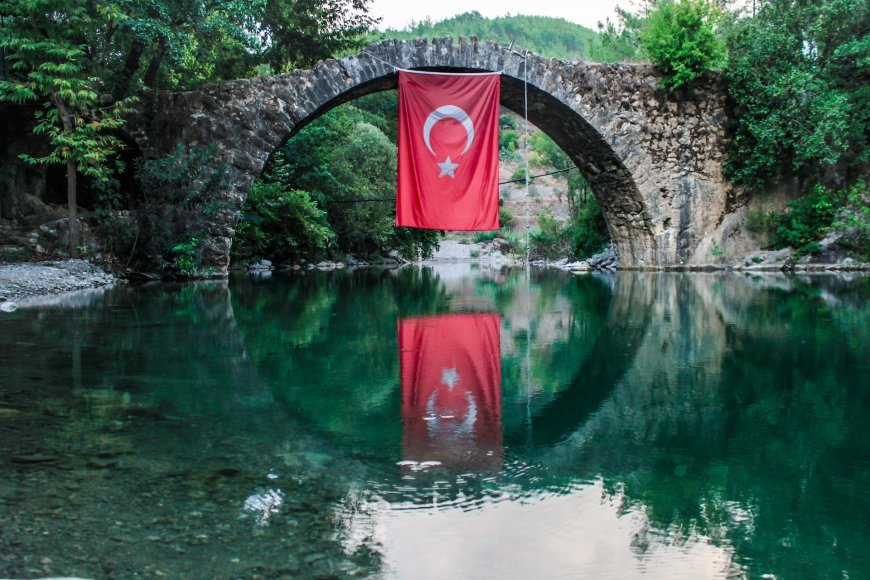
[1,267,868,578]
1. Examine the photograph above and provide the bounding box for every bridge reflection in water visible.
[2,269,864,578]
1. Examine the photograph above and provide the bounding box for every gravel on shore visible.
[0,260,116,301]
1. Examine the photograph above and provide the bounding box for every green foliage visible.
[830,179,869,260]
[772,184,841,256]
[529,207,566,260]
[1,0,375,98]
[472,208,515,243]
[128,144,230,274]
[724,0,868,190]
[768,178,868,260]
[711,239,725,257]
[379,11,639,63]
[473,231,498,243]
[1,246,28,262]
[234,102,441,262]
[171,236,200,276]
[568,196,610,258]
[528,131,586,210]
[510,167,528,183]
[746,208,778,241]
[499,207,515,230]
[0,0,139,252]
[529,132,570,170]
[500,130,519,153]
[529,196,609,261]
[234,181,333,263]
[639,0,725,91]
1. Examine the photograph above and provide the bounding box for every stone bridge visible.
[128,38,746,273]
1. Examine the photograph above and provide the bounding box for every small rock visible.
[304,552,327,565]
[11,452,58,464]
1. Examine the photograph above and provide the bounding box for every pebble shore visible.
[0,260,116,301]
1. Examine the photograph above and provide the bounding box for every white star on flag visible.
[436,156,459,178]
[440,367,459,390]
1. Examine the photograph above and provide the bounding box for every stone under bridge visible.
[128,38,747,273]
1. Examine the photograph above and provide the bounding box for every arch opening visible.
[253,66,655,267]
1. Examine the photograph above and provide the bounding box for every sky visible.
[369,0,628,32]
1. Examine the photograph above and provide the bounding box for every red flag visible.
[399,314,502,469]
[396,71,501,230]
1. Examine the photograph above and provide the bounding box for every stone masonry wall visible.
[127,38,744,274]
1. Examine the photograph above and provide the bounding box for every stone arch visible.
[128,38,734,273]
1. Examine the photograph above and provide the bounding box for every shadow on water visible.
[0,268,867,578]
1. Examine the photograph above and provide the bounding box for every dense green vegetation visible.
[0,0,376,270]
[638,0,725,90]
[234,96,441,263]
[724,0,868,259]
[377,11,639,63]
[724,0,868,191]
[2,1,867,269]
[615,0,868,259]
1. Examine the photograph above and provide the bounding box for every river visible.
[0,266,867,578]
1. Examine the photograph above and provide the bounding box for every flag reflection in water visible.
[398,313,502,470]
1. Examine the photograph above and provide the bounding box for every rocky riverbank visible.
[0,260,116,303]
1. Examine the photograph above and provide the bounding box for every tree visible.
[382,11,639,63]
[639,0,725,91]
[724,0,868,190]
[0,0,137,254]
[234,99,440,262]
[255,0,377,72]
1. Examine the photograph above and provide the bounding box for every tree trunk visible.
[52,92,80,258]
[67,158,80,257]
[142,40,167,89]
[121,40,146,82]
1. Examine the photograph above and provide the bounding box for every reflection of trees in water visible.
[232,268,635,459]
[542,273,869,579]
[4,271,866,578]
[0,282,384,577]
[232,268,454,458]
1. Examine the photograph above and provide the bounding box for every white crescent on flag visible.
[422,105,475,156]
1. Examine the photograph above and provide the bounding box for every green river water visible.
[0,266,867,578]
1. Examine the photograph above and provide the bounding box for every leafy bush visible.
[830,179,869,260]
[529,197,609,260]
[473,231,499,243]
[259,104,442,261]
[567,196,609,258]
[640,0,725,91]
[129,144,230,275]
[510,167,529,183]
[723,0,867,190]
[746,209,778,242]
[500,130,519,152]
[530,208,569,260]
[772,184,841,256]
[499,207,515,230]
[234,182,334,263]
[171,237,200,276]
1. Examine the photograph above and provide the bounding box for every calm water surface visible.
[0,267,867,578]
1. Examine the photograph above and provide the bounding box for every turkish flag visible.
[396,71,501,230]
[399,313,502,469]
